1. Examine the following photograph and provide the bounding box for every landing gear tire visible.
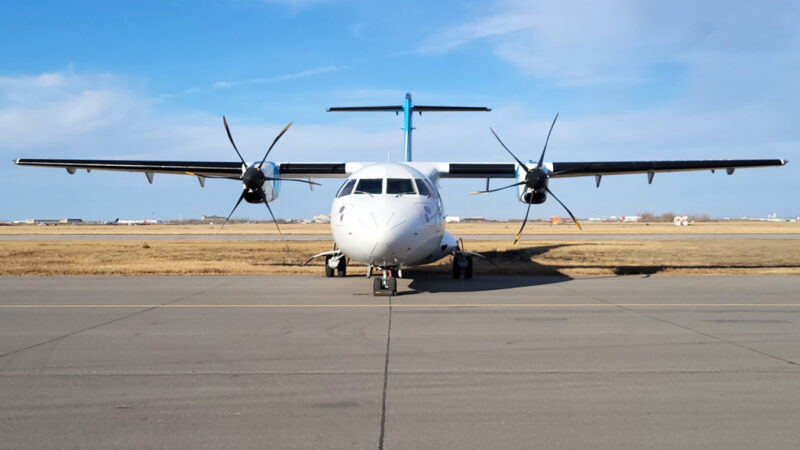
[324,255,335,278]
[373,271,398,296]
[336,257,347,277]
[464,255,474,279]
[452,254,474,279]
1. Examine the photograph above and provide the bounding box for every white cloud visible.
[420,1,800,87]
[0,72,149,150]
[213,65,346,88]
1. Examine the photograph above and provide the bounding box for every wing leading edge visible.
[15,158,787,182]
[550,159,787,178]
[14,159,350,180]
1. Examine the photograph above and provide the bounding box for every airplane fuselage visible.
[330,162,458,269]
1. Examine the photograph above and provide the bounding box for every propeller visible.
[473,113,582,244]
[219,116,320,236]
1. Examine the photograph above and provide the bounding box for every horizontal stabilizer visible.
[327,106,402,112]
[326,105,490,112]
[413,106,491,112]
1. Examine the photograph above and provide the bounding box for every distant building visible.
[59,218,83,224]
[621,215,641,223]
[445,216,460,223]
[118,219,159,225]
[313,214,331,223]
[673,216,689,226]
[25,218,60,225]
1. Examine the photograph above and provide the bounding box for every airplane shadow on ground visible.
[400,244,576,295]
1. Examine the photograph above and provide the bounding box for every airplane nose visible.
[371,224,403,258]
[369,214,421,263]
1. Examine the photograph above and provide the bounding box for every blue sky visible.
[2,0,797,221]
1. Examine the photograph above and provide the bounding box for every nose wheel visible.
[373,268,398,296]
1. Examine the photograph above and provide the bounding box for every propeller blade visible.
[545,187,582,231]
[260,192,284,239]
[259,122,293,169]
[223,116,247,167]
[262,177,321,186]
[537,113,559,168]
[470,181,525,194]
[490,127,529,172]
[514,201,533,245]
[218,190,247,234]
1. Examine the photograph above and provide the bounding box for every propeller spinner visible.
[473,113,582,244]
[220,117,319,236]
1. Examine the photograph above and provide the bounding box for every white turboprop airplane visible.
[15,93,788,295]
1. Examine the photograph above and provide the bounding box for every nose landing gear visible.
[373,267,398,296]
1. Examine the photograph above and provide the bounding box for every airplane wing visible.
[14,159,244,179]
[13,159,350,181]
[15,158,787,182]
[549,159,788,178]
[431,159,787,179]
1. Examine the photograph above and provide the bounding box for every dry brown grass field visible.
[1,229,799,276]
[2,220,799,236]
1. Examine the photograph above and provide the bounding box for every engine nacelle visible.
[520,190,547,204]
[516,168,548,204]
[243,162,281,203]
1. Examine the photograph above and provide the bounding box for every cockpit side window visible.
[414,178,431,197]
[354,178,383,195]
[425,179,438,199]
[386,178,416,195]
[336,179,356,198]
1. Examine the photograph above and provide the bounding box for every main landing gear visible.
[452,253,474,279]
[324,254,347,277]
[373,267,398,296]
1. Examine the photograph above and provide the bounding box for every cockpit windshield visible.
[414,179,431,197]
[336,179,356,198]
[354,178,383,195]
[386,178,416,195]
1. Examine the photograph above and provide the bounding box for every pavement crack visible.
[559,285,800,368]
[0,281,235,361]
[378,294,393,450]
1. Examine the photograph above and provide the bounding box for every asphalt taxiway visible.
[1,275,799,449]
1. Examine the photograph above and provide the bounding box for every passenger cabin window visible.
[336,179,356,198]
[387,178,416,195]
[354,178,383,195]
[414,179,431,197]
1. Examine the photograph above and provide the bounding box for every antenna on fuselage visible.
[327,93,491,162]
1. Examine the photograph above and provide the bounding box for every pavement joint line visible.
[2,368,798,377]
[0,281,236,360]
[1,303,800,308]
[378,295,392,450]
[559,286,800,368]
